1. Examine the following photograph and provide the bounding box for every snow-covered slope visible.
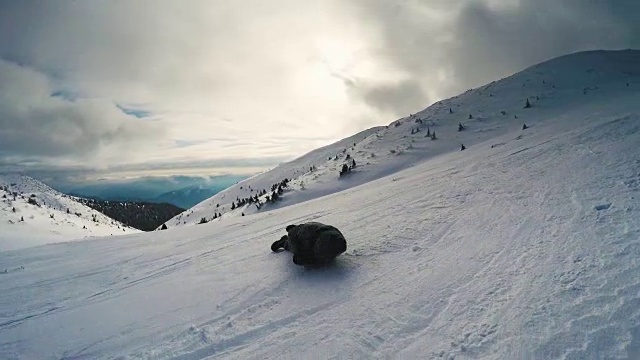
[0,50,639,359]
[166,126,383,226]
[167,49,639,228]
[0,174,139,251]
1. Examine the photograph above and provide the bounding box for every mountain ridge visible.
[165,49,639,228]
[0,173,140,251]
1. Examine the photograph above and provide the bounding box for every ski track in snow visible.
[0,50,639,359]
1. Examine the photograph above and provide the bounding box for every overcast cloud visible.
[0,0,637,182]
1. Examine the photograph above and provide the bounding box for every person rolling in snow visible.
[271,222,347,265]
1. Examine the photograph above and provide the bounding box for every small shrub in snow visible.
[339,163,352,177]
[524,99,532,108]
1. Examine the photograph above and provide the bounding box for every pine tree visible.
[340,163,350,177]
[431,131,436,140]
[461,144,466,151]
[524,98,531,108]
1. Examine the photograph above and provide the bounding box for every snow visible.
[0,49,639,359]
[166,49,638,229]
[0,174,139,251]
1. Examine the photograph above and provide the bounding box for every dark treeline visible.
[77,198,184,231]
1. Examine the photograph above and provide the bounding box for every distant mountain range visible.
[60,175,249,208]
[151,186,228,209]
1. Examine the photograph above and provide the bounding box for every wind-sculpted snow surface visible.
[0,50,639,359]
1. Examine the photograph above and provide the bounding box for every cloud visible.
[447,0,640,89]
[0,58,164,165]
[349,0,640,102]
[0,0,638,181]
[0,0,372,178]
[343,77,427,117]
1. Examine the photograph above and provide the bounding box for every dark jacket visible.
[271,222,347,265]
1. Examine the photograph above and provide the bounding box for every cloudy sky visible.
[0,0,638,183]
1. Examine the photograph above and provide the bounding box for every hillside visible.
[76,198,184,231]
[0,174,140,251]
[166,49,639,228]
[0,50,639,359]
[152,186,232,209]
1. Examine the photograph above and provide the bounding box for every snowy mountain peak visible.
[166,49,640,228]
[0,173,139,251]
